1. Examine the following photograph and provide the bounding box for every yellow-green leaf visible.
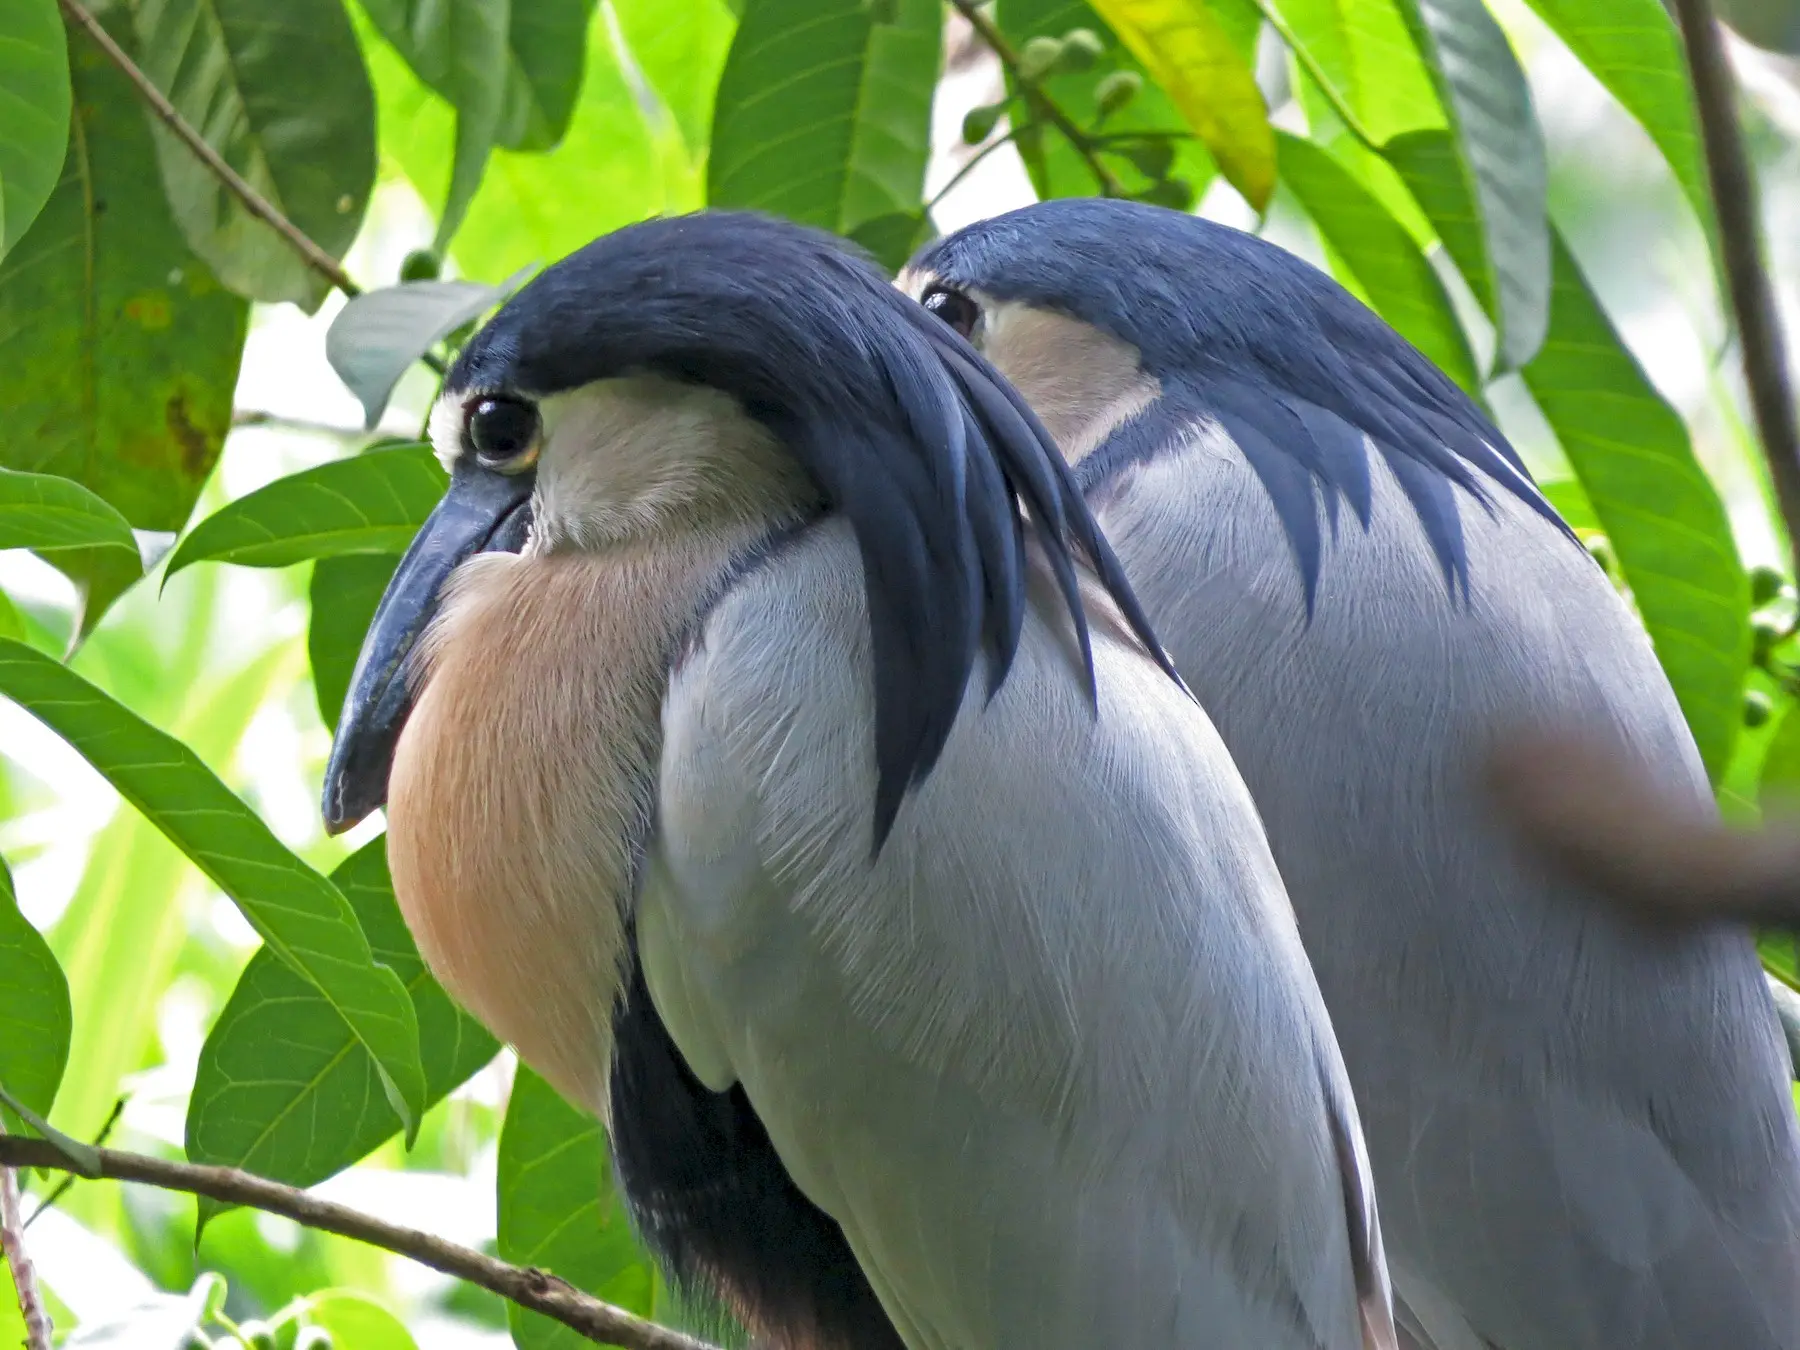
[1087,0,1275,208]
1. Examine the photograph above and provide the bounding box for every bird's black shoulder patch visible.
[609,939,905,1350]
[451,211,1178,846]
[913,198,1578,604]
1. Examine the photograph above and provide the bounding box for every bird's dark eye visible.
[467,396,541,473]
[922,286,981,341]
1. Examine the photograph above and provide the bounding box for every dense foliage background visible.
[3,0,1800,1344]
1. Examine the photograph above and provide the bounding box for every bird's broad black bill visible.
[321,464,534,834]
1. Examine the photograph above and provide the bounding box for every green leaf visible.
[166,445,445,578]
[0,856,72,1129]
[46,623,292,1148]
[1761,700,1800,809]
[327,281,505,427]
[709,0,941,234]
[495,0,597,152]
[1520,229,1749,784]
[1259,0,1443,144]
[0,467,141,557]
[998,0,1217,202]
[0,19,248,632]
[0,639,427,1132]
[1086,0,1275,208]
[187,840,497,1225]
[0,0,70,261]
[1520,0,1714,247]
[500,1067,656,1348]
[302,1290,420,1350]
[611,0,736,160]
[132,0,376,309]
[1275,132,1479,394]
[1388,0,1548,370]
[311,553,401,730]
[848,210,934,273]
[365,6,672,284]
[359,0,511,247]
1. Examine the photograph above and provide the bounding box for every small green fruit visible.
[400,248,441,282]
[1056,28,1104,71]
[1754,613,1786,662]
[1752,564,1788,606]
[1094,70,1143,117]
[962,104,1002,145]
[1746,689,1775,727]
[1019,35,1065,80]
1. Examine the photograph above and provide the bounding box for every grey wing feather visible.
[1088,416,1800,1350]
[640,521,1392,1350]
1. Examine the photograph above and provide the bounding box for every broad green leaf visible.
[187,841,498,1225]
[1521,230,1749,784]
[46,615,288,1152]
[1389,0,1548,370]
[132,0,376,309]
[709,0,940,234]
[1259,0,1442,144]
[849,210,934,274]
[327,281,505,427]
[165,445,446,577]
[1536,477,1600,533]
[495,0,596,152]
[0,467,140,557]
[0,856,72,1129]
[0,639,427,1132]
[302,1291,420,1350]
[1761,701,1800,809]
[1520,0,1714,247]
[998,0,1219,203]
[366,8,671,284]
[0,20,247,628]
[0,0,70,261]
[359,0,510,247]
[1275,132,1479,394]
[612,0,736,160]
[311,553,401,729]
[1086,0,1274,208]
[499,1067,655,1348]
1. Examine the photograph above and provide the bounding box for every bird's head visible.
[900,198,1568,598]
[322,210,1169,838]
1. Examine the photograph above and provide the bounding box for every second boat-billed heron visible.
[899,198,1800,1350]
[322,212,1396,1349]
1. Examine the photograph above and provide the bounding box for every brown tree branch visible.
[1671,0,1800,568]
[0,1135,719,1350]
[1,1167,52,1350]
[57,0,362,299]
[942,0,1128,198]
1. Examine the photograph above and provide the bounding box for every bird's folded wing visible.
[637,521,1388,1350]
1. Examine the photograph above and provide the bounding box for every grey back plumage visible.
[1096,424,1800,1348]
[910,197,1800,1350]
[640,521,1393,1349]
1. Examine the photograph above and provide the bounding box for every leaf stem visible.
[1669,0,1800,571]
[942,0,1127,197]
[0,1134,719,1350]
[1,1167,51,1350]
[927,127,1023,214]
[56,0,362,299]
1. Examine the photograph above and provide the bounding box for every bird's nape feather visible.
[910,199,1578,605]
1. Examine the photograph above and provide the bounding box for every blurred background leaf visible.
[0,0,72,262]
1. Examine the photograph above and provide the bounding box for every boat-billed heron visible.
[322,212,1396,1350]
[899,197,1800,1350]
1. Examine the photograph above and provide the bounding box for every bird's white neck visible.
[384,521,771,1112]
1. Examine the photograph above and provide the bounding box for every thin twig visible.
[0,1135,718,1350]
[943,0,1127,197]
[1670,0,1800,567]
[57,0,362,299]
[1,1168,51,1349]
